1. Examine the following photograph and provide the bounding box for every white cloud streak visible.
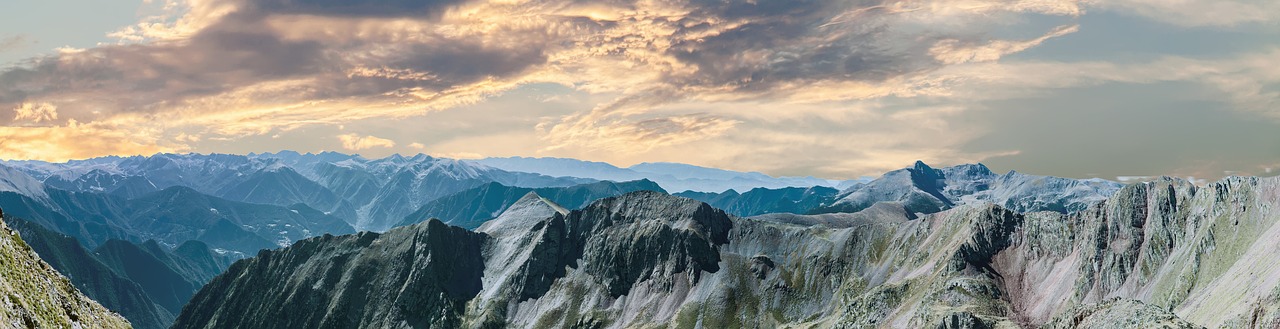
[338,133,396,150]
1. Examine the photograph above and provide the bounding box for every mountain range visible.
[1,151,1245,329]
[172,174,1280,328]
[472,156,867,193]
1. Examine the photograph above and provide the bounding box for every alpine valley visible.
[0,152,1276,329]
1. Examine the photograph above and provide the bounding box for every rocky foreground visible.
[0,210,132,329]
[174,176,1278,328]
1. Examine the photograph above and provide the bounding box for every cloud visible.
[0,0,1108,162]
[929,24,1079,64]
[1086,0,1280,27]
[12,102,58,123]
[542,113,740,152]
[0,119,186,162]
[0,35,27,53]
[338,133,395,150]
[407,142,425,149]
[931,48,1280,116]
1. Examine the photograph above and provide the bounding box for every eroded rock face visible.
[1043,298,1199,329]
[175,176,1278,329]
[570,191,732,298]
[991,176,1278,327]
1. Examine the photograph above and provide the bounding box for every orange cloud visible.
[0,0,1100,165]
[12,103,59,124]
[0,120,186,162]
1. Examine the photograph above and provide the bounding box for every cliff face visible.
[174,176,1279,328]
[0,210,132,329]
[993,176,1280,327]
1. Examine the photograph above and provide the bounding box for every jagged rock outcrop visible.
[0,209,131,329]
[1043,298,1199,329]
[175,176,1276,328]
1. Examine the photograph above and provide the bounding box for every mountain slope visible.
[44,169,159,199]
[173,219,488,328]
[0,164,50,202]
[0,210,132,329]
[126,186,355,253]
[93,240,204,317]
[358,156,592,231]
[215,166,359,224]
[4,215,173,329]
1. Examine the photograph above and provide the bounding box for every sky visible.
[0,0,1277,181]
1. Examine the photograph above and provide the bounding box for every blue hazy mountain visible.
[395,179,667,229]
[472,156,865,193]
[0,184,355,255]
[5,153,591,232]
[675,185,840,217]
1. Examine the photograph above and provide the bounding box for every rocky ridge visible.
[174,175,1278,328]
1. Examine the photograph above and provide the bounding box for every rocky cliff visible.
[175,176,1278,328]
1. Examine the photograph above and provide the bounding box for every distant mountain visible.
[127,186,356,253]
[0,210,132,329]
[6,153,592,231]
[214,165,360,222]
[0,184,355,255]
[43,169,159,199]
[673,162,1120,218]
[813,161,1122,215]
[0,163,50,201]
[0,189,137,248]
[676,186,840,217]
[395,179,666,229]
[472,156,862,193]
[175,176,1280,328]
[2,155,1121,237]
[91,238,237,319]
[309,154,594,231]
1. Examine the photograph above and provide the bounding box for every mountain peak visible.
[476,192,567,234]
[519,191,569,215]
[912,160,934,172]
